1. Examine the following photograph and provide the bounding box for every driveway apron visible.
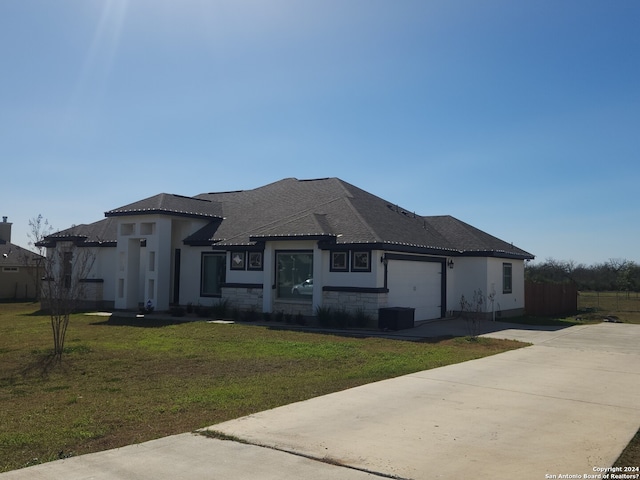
[207,322,640,479]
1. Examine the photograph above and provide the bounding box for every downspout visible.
[382,253,388,290]
[490,283,496,321]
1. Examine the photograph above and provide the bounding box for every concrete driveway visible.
[2,321,639,480]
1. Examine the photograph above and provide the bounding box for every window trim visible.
[330,251,349,272]
[503,262,513,294]
[351,250,372,272]
[63,251,73,289]
[230,251,246,270]
[247,252,263,271]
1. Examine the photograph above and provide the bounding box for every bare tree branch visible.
[30,218,96,361]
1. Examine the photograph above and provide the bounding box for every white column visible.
[153,217,172,311]
[312,244,324,314]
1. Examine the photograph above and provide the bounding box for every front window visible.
[503,263,513,294]
[351,251,371,272]
[276,251,313,300]
[63,251,73,289]
[330,251,348,271]
[201,252,226,296]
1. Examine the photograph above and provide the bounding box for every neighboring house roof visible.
[44,178,534,259]
[0,242,44,267]
[105,193,223,219]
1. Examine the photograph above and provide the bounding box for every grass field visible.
[578,290,640,324]
[0,302,525,473]
[504,290,640,327]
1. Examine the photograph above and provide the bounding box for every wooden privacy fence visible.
[525,281,578,316]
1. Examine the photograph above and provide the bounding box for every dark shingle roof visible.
[106,193,222,219]
[189,178,533,259]
[0,242,44,267]
[191,178,377,246]
[43,218,118,247]
[424,216,533,258]
[45,178,534,259]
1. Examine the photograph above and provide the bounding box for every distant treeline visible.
[525,259,640,292]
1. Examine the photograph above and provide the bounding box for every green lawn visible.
[0,302,525,473]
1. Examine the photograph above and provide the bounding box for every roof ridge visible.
[106,192,222,219]
[168,193,212,203]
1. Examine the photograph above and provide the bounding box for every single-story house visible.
[0,217,45,300]
[41,177,534,322]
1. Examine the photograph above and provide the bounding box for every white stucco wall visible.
[487,257,525,316]
[89,246,116,304]
[447,257,487,314]
[447,256,526,317]
[226,265,263,285]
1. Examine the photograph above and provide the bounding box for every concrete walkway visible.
[2,320,639,480]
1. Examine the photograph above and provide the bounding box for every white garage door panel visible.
[387,260,442,321]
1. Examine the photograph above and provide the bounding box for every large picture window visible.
[503,262,513,294]
[201,252,226,296]
[276,251,313,300]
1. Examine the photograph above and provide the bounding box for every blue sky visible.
[2,0,638,266]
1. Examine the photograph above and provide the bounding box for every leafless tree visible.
[29,216,96,361]
[527,257,640,292]
[20,214,53,300]
[460,289,485,337]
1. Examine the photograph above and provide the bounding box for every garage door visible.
[387,259,442,321]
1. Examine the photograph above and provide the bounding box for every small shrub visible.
[211,298,230,319]
[295,312,306,326]
[333,308,352,328]
[315,306,333,328]
[170,306,185,317]
[274,311,285,323]
[284,313,293,324]
[242,308,260,322]
[197,307,211,318]
[262,312,271,322]
[353,308,372,328]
